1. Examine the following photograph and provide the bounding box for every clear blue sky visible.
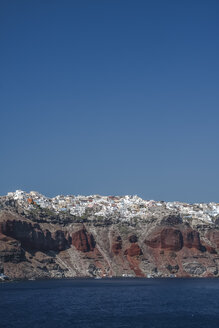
[1,0,219,202]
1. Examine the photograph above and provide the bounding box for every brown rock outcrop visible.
[145,227,208,252]
[144,232,161,248]
[0,219,69,251]
[160,228,183,251]
[145,228,183,251]
[183,229,203,251]
[1,206,219,280]
[124,243,143,257]
[71,229,95,252]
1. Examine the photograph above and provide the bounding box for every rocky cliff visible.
[1,197,219,280]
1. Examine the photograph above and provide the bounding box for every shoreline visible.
[1,275,219,284]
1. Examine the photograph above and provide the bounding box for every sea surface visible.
[0,278,219,328]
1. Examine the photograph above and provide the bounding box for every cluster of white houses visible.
[5,190,219,224]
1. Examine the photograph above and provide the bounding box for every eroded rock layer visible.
[1,200,219,280]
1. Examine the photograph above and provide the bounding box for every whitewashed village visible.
[4,190,219,225]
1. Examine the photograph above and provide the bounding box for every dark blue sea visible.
[0,278,219,328]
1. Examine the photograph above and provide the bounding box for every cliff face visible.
[1,206,219,280]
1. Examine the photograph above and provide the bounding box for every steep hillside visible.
[1,192,219,280]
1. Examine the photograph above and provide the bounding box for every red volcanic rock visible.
[145,233,161,248]
[112,242,122,254]
[71,229,96,252]
[2,209,219,280]
[160,228,183,251]
[145,227,209,253]
[183,229,203,251]
[145,228,183,251]
[112,236,122,255]
[126,256,145,277]
[124,243,143,257]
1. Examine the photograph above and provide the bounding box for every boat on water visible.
[0,273,9,281]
